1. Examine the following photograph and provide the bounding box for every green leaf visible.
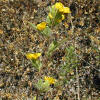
[33,96,37,100]
[51,6,57,17]
[49,6,52,12]
[32,59,42,71]
[47,38,67,56]
[36,60,42,72]
[42,26,52,36]
[47,41,57,56]
[48,41,55,52]
[35,79,50,92]
[46,16,52,26]
[42,81,50,90]
[28,22,37,30]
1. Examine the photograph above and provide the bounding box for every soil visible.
[0,0,100,100]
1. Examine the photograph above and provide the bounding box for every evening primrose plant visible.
[26,2,79,93]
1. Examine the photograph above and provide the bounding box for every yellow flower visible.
[44,76,56,84]
[63,7,71,13]
[54,2,64,12]
[26,53,41,60]
[48,13,53,19]
[36,22,46,31]
[61,14,65,20]
[54,2,71,13]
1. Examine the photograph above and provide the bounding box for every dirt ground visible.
[0,0,100,100]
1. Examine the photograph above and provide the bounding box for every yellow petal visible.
[44,76,56,84]
[63,7,71,13]
[26,53,41,60]
[48,13,53,19]
[54,2,64,12]
[37,22,46,31]
[61,14,65,20]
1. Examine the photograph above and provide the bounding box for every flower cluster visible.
[44,76,56,84]
[54,2,71,13]
[47,2,71,25]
